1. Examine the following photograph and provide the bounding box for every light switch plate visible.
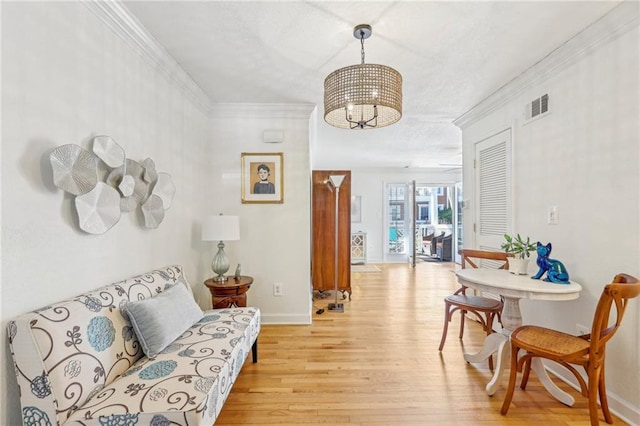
[547,206,559,225]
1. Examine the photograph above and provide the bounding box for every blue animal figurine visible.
[531,242,570,284]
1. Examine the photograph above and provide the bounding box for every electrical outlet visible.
[273,283,283,297]
[576,323,589,336]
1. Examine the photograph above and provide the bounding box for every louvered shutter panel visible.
[479,142,508,237]
[475,129,512,252]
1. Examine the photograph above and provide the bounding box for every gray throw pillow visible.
[125,283,204,358]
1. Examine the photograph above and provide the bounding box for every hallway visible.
[217,261,625,425]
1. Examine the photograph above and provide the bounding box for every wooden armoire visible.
[311,170,351,298]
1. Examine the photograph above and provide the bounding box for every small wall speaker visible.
[263,130,284,143]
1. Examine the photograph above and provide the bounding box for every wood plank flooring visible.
[216,262,627,425]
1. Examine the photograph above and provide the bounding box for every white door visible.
[474,129,512,251]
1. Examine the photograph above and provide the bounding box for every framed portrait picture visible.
[241,152,283,204]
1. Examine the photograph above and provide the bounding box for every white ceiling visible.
[123,0,620,170]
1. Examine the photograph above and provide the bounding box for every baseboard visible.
[261,313,311,325]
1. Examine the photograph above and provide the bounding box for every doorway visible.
[384,183,459,263]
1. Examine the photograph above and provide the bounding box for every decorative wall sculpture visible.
[93,135,125,168]
[50,144,98,195]
[152,172,176,209]
[105,159,149,212]
[49,136,175,234]
[141,195,165,229]
[75,182,121,234]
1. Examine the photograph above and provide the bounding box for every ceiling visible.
[123,1,620,170]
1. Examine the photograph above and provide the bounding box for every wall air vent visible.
[525,93,550,123]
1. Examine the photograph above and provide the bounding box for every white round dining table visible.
[455,268,582,405]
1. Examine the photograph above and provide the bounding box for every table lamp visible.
[202,214,240,281]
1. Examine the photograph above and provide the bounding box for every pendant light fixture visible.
[324,24,403,130]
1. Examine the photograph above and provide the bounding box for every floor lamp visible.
[327,174,346,312]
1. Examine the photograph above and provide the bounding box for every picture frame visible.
[241,152,283,204]
[351,195,361,223]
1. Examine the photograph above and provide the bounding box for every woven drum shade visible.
[324,63,403,129]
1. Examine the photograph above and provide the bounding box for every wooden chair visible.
[438,249,509,370]
[501,273,640,426]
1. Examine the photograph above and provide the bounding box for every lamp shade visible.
[324,63,403,129]
[202,215,240,241]
[328,174,346,189]
[323,25,402,130]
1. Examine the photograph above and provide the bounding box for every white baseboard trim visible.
[261,313,311,325]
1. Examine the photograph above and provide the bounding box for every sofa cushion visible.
[125,283,204,358]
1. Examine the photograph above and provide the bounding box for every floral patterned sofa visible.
[7,265,260,425]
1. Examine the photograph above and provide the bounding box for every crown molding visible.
[454,1,639,129]
[83,0,215,114]
[210,103,317,119]
[82,1,318,120]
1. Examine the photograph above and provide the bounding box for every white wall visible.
[207,105,314,324]
[1,2,316,421]
[1,2,212,423]
[457,5,639,422]
[350,168,461,263]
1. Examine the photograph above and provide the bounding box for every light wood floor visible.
[216,262,626,425]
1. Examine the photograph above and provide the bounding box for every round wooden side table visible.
[204,275,253,309]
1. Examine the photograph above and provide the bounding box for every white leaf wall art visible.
[143,157,157,183]
[93,136,125,168]
[118,175,135,197]
[141,194,165,228]
[50,137,174,233]
[152,172,176,210]
[106,159,150,212]
[75,182,121,234]
[50,144,98,195]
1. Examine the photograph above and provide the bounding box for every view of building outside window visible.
[387,184,454,255]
